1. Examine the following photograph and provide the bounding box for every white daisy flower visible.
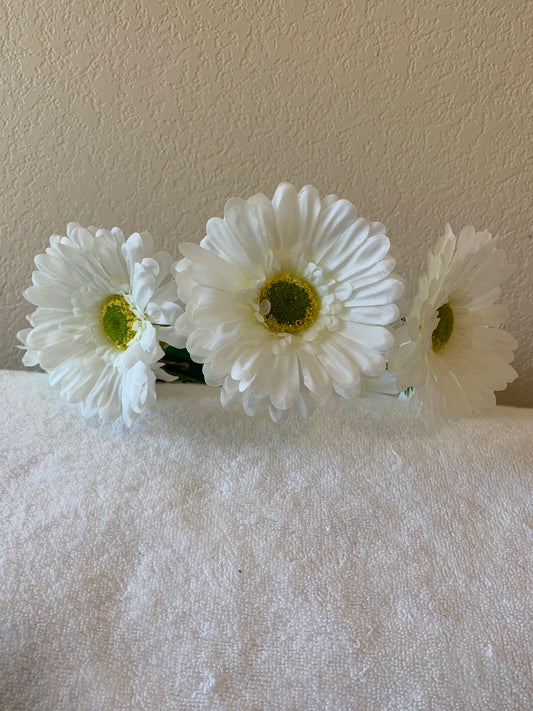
[388,224,518,422]
[175,183,403,421]
[18,223,185,426]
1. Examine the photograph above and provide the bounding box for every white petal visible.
[344,303,399,326]
[187,302,251,328]
[317,341,361,395]
[230,344,267,382]
[318,218,370,273]
[351,277,404,306]
[241,389,268,417]
[268,404,289,423]
[151,250,174,284]
[331,333,387,377]
[152,364,178,382]
[363,372,401,396]
[121,232,147,280]
[140,322,158,352]
[187,321,243,358]
[296,388,318,419]
[321,194,338,210]
[298,348,332,399]
[345,258,397,290]
[38,339,90,370]
[24,285,73,310]
[154,278,181,304]
[339,321,395,352]
[131,260,158,309]
[21,349,40,367]
[203,212,259,273]
[349,233,391,274]
[268,351,300,410]
[296,185,322,244]
[67,224,95,250]
[146,300,183,325]
[179,243,249,291]
[121,361,156,426]
[247,193,281,252]
[312,199,358,264]
[222,197,270,268]
[81,363,117,418]
[272,182,300,253]
[156,325,186,349]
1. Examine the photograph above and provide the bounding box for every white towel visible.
[1,370,532,710]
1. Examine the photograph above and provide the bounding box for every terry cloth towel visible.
[1,369,532,711]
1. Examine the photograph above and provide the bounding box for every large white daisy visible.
[388,224,518,421]
[18,223,185,426]
[175,183,403,420]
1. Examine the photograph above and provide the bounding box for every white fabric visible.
[1,369,532,710]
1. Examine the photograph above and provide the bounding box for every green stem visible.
[160,346,206,384]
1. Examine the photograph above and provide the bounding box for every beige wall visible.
[1,0,531,405]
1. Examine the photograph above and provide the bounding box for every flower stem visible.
[160,346,206,383]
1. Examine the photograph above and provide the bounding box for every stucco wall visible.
[1,0,531,405]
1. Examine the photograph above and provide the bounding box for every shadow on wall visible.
[498,366,533,408]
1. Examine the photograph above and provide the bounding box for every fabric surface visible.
[1,369,532,711]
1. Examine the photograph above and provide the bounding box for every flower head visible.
[175,183,403,420]
[18,223,185,425]
[389,224,518,421]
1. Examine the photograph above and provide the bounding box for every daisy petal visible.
[268,351,300,410]
[272,182,300,253]
[312,199,358,264]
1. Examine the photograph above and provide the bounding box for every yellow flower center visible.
[101,294,137,349]
[431,301,454,352]
[259,273,320,334]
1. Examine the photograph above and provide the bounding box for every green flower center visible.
[431,301,454,352]
[101,294,137,350]
[259,273,320,334]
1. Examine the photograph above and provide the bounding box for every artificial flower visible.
[18,223,185,426]
[175,183,403,420]
[388,224,517,421]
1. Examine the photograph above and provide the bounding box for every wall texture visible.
[1,0,531,405]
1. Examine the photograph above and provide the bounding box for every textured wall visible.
[1,0,531,405]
